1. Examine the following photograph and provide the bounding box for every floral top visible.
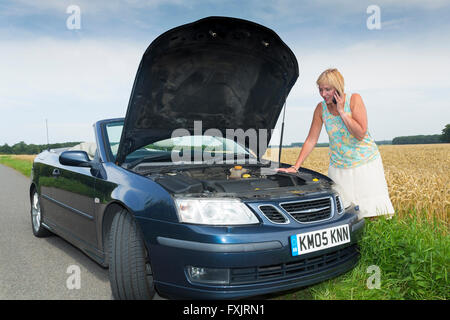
[322,93,379,168]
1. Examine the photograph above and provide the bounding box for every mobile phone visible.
[332,90,341,104]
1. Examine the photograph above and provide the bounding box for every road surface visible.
[0,164,111,299]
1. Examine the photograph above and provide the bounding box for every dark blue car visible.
[30,17,364,299]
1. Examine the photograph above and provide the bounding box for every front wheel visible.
[108,209,156,300]
[30,190,51,238]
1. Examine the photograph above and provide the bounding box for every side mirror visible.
[59,151,92,167]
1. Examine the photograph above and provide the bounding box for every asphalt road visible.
[0,164,113,299]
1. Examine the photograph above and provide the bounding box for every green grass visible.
[0,155,33,177]
[275,214,449,300]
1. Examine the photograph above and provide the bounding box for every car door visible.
[35,153,62,227]
[50,153,98,248]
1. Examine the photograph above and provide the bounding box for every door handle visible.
[52,168,61,177]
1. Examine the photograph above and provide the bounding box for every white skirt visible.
[328,156,395,219]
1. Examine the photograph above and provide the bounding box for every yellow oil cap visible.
[312,178,319,182]
[242,174,251,178]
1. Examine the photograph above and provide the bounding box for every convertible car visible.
[30,17,364,299]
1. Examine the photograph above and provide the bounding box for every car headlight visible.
[174,198,259,225]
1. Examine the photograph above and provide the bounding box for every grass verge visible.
[0,155,33,177]
[275,213,449,300]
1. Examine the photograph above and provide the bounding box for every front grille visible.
[259,205,288,224]
[230,244,359,285]
[280,197,332,223]
[336,195,342,213]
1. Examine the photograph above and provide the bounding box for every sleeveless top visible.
[322,93,379,168]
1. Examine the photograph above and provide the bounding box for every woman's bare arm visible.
[278,103,323,172]
[337,93,368,141]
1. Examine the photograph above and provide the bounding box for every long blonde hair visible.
[316,68,345,95]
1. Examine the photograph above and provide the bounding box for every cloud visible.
[288,37,450,100]
[376,0,450,10]
[3,0,191,15]
[2,34,449,145]
[1,1,449,145]
[0,37,148,144]
[0,37,145,105]
[271,35,450,144]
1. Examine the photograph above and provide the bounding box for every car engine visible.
[138,164,332,199]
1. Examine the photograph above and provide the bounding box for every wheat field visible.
[264,144,450,226]
[10,155,37,162]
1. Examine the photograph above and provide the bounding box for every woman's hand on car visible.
[277,166,299,173]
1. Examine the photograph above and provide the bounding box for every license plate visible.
[290,224,350,256]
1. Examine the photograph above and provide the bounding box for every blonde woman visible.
[278,68,394,219]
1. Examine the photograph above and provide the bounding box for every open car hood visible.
[116,16,299,165]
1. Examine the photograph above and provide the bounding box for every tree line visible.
[391,134,444,145]
[391,124,450,144]
[0,141,81,155]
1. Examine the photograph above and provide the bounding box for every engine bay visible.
[136,164,331,199]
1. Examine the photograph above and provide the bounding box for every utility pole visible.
[46,119,50,150]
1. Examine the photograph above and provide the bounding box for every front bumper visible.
[139,206,365,299]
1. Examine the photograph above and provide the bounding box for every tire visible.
[108,209,155,300]
[30,190,52,238]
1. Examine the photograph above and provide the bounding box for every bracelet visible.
[290,166,299,172]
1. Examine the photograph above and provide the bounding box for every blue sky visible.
[1,0,450,145]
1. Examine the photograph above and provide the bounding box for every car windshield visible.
[105,122,257,167]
